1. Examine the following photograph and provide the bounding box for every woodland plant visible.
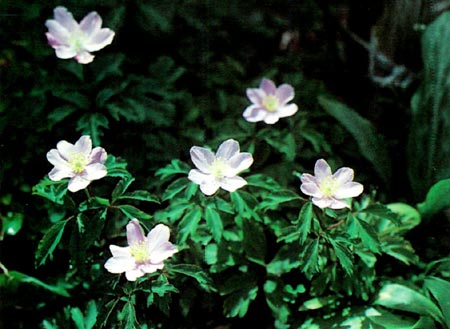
[1,2,450,329]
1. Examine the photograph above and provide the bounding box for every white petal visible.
[260,78,277,94]
[311,197,333,209]
[300,182,322,198]
[47,149,69,169]
[84,29,115,52]
[90,147,107,164]
[328,199,351,209]
[334,182,364,199]
[199,181,221,196]
[277,104,298,118]
[84,163,107,180]
[147,224,178,263]
[125,268,145,281]
[109,245,131,258]
[79,11,101,36]
[276,84,295,104]
[190,146,215,173]
[333,167,354,185]
[54,46,77,59]
[188,169,212,185]
[220,176,247,192]
[67,175,91,192]
[56,140,76,160]
[53,6,78,32]
[140,263,164,274]
[243,105,267,122]
[314,159,332,180]
[226,153,253,176]
[45,21,70,45]
[263,113,280,124]
[73,136,92,155]
[104,255,135,274]
[246,88,265,105]
[126,219,146,245]
[216,139,239,160]
[48,167,72,181]
[75,52,95,64]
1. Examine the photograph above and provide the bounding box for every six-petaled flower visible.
[188,139,254,196]
[300,159,363,209]
[46,135,107,192]
[45,6,115,64]
[104,219,178,281]
[243,78,298,124]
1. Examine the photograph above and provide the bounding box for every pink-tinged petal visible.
[73,136,92,155]
[125,268,145,281]
[147,224,177,263]
[67,175,91,192]
[277,103,298,118]
[300,182,322,198]
[333,167,354,185]
[220,176,247,192]
[53,7,79,32]
[276,84,295,104]
[48,167,73,181]
[126,219,146,246]
[79,11,101,36]
[300,173,317,185]
[90,147,107,164]
[328,199,351,209]
[104,255,135,274]
[140,263,164,274]
[243,105,267,122]
[263,113,280,124]
[84,29,115,52]
[199,181,221,196]
[311,197,333,209]
[260,78,277,94]
[109,245,131,258]
[56,140,76,160]
[334,182,364,199]
[216,139,239,160]
[47,149,69,169]
[188,169,211,185]
[314,159,332,180]
[54,46,77,59]
[190,146,215,173]
[227,153,253,176]
[246,88,265,104]
[75,51,95,64]
[83,163,107,180]
[45,22,70,45]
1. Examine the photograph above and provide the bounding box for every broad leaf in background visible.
[417,178,450,219]
[424,276,450,329]
[318,95,391,187]
[407,12,450,197]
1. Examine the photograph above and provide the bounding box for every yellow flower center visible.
[262,95,279,112]
[319,177,339,197]
[69,30,87,52]
[130,241,150,263]
[68,152,88,173]
[209,158,229,179]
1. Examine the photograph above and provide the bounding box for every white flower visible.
[243,78,298,124]
[300,159,364,209]
[45,6,115,64]
[46,135,107,192]
[104,219,178,281]
[188,139,254,196]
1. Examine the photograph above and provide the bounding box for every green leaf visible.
[221,275,259,318]
[242,218,267,266]
[417,178,450,219]
[366,307,435,329]
[267,244,302,275]
[105,155,130,178]
[407,12,450,197]
[1,211,24,236]
[424,276,450,328]
[361,203,400,225]
[1,270,70,297]
[71,307,85,329]
[35,219,70,267]
[79,197,110,212]
[112,176,135,202]
[177,206,202,244]
[169,264,215,292]
[230,191,260,220]
[162,178,189,201]
[318,95,391,186]
[328,237,354,275]
[301,238,320,276]
[117,205,152,220]
[297,202,314,245]
[76,113,109,146]
[257,189,301,212]
[386,202,421,231]
[299,296,336,311]
[381,236,419,265]
[155,159,190,180]
[118,299,137,329]
[32,178,68,205]
[118,190,159,203]
[374,283,444,324]
[204,207,223,242]
[347,213,380,253]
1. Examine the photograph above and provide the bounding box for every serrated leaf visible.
[76,113,109,146]
[267,244,303,276]
[117,205,152,220]
[204,207,223,242]
[162,178,189,201]
[230,190,260,220]
[329,237,354,275]
[118,190,159,203]
[112,176,135,202]
[105,155,130,178]
[257,189,301,212]
[36,219,70,267]
[32,178,68,205]
[361,203,400,225]
[1,270,70,297]
[79,197,110,212]
[298,202,314,245]
[301,238,320,276]
[169,264,214,292]
[348,213,380,253]
[155,159,190,180]
[177,206,202,244]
